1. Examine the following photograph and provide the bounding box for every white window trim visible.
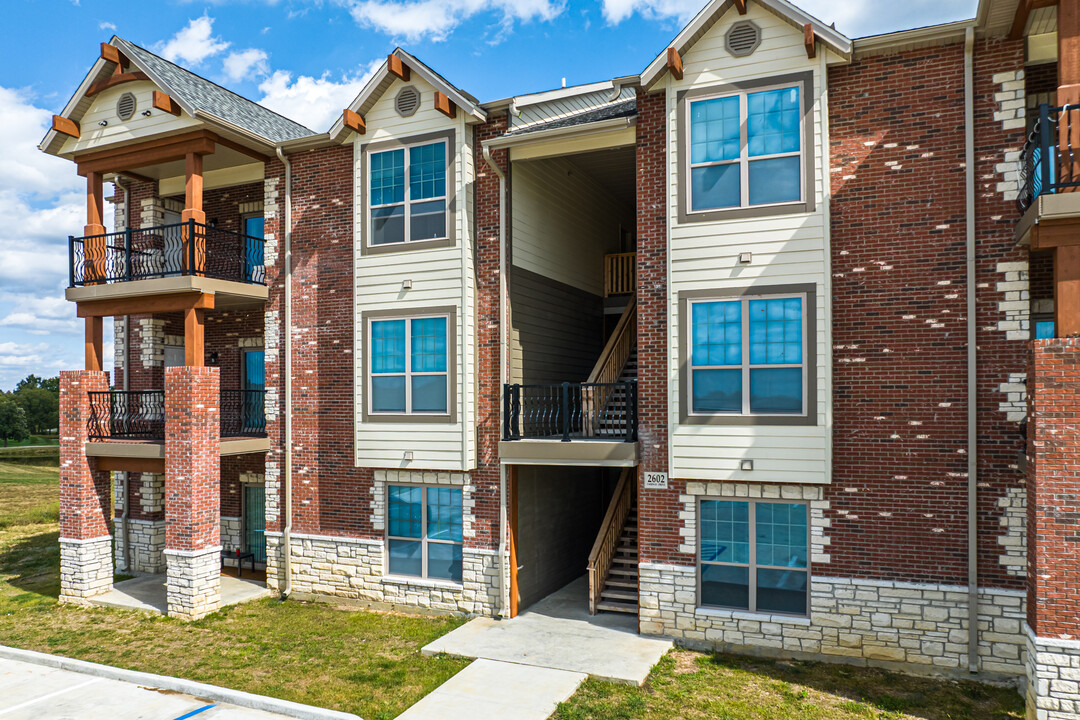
[368,313,451,417]
[688,292,808,418]
[368,138,449,248]
[685,80,805,215]
[385,484,463,583]
[697,498,810,618]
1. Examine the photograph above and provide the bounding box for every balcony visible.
[500,381,639,466]
[85,388,268,464]
[1016,103,1080,246]
[66,221,268,309]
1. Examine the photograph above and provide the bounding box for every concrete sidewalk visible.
[0,647,359,720]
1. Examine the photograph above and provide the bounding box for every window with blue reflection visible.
[691,301,742,413]
[371,320,406,413]
[690,96,741,164]
[388,485,462,581]
[748,297,803,414]
[369,142,447,246]
[747,87,800,157]
[370,149,405,206]
[370,316,448,415]
[1036,320,1056,339]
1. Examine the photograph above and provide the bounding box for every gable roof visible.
[639,0,852,88]
[328,48,486,142]
[39,36,314,156]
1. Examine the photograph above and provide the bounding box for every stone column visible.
[164,366,221,620]
[1026,338,1080,720]
[59,370,113,604]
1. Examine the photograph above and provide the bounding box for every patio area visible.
[89,574,271,615]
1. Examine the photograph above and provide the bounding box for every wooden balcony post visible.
[84,171,107,283]
[85,316,103,372]
[184,306,205,366]
[181,152,206,275]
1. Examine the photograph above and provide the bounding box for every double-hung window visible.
[370,315,449,415]
[699,499,808,616]
[387,485,463,582]
[370,140,447,246]
[688,84,803,212]
[689,294,806,416]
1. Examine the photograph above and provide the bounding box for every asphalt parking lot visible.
[0,656,299,720]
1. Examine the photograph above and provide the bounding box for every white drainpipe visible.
[115,176,132,574]
[964,25,979,674]
[275,147,294,598]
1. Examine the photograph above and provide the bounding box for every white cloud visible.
[339,0,564,42]
[158,14,230,67]
[257,60,382,131]
[99,21,117,31]
[223,48,270,82]
[601,0,697,24]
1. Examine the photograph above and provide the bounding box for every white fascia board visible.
[328,64,392,141]
[511,80,616,110]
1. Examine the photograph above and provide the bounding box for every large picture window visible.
[699,499,808,616]
[369,140,447,246]
[369,315,449,415]
[387,485,463,582]
[686,82,804,214]
[689,293,806,416]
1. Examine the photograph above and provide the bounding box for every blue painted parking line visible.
[171,704,218,720]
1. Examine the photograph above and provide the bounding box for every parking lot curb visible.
[0,645,363,720]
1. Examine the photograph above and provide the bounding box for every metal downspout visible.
[482,143,509,619]
[964,25,980,675]
[116,176,131,574]
[275,147,294,599]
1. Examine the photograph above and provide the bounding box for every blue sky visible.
[0,0,977,390]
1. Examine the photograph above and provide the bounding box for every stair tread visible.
[601,589,638,601]
[605,579,637,589]
[596,600,638,614]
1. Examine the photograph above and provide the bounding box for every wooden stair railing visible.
[587,467,634,615]
[604,252,636,297]
[583,296,636,436]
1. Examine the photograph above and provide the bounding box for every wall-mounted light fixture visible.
[98,120,108,127]
[142,110,152,117]
[740,459,754,471]
[402,279,413,290]
[208,352,219,366]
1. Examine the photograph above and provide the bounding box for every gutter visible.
[275,146,294,599]
[484,115,637,151]
[963,25,980,675]
[482,142,509,619]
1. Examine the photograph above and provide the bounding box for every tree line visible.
[0,375,60,447]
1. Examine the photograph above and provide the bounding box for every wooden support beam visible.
[666,47,683,81]
[343,108,366,135]
[86,71,149,97]
[77,292,214,319]
[116,170,156,185]
[735,0,747,13]
[76,130,216,176]
[388,54,410,81]
[85,316,103,371]
[434,91,457,119]
[804,23,817,59]
[152,90,181,116]
[509,465,519,619]
[92,456,166,473]
[100,42,129,68]
[1010,0,1036,40]
[52,114,80,139]
[1057,244,1080,336]
[184,152,204,216]
[184,306,205,366]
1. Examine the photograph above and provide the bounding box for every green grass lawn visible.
[0,435,59,448]
[0,462,1026,720]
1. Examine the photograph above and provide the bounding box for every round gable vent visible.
[726,21,761,58]
[116,92,137,121]
[395,86,421,117]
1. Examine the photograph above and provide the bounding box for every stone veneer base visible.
[265,532,500,616]
[639,564,1027,682]
[59,536,114,604]
[1026,626,1080,720]
[114,519,165,574]
[165,546,222,620]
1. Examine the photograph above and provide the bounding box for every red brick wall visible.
[164,366,220,551]
[828,39,1026,587]
[634,89,682,565]
[221,454,265,518]
[1027,338,1080,636]
[59,371,112,540]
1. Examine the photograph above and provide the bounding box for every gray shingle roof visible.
[503,98,637,138]
[116,38,315,143]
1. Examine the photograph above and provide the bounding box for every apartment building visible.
[42,0,1080,717]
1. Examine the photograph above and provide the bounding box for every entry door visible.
[244,484,266,562]
[243,215,265,283]
[243,350,265,433]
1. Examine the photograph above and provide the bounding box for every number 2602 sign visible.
[644,472,668,489]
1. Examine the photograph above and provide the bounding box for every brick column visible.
[164,366,221,620]
[59,370,113,604]
[1026,338,1080,720]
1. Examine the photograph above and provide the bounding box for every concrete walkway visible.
[0,654,346,720]
[90,574,270,615]
[400,577,672,720]
[423,576,672,684]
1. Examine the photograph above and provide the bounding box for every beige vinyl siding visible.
[352,74,475,470]
[60,81,200,154]
[511,156,630,296]
[667,3,831,484]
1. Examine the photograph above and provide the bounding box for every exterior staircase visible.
[596,347,638,438]
[596,498,638,614]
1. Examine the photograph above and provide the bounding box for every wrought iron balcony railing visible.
[69,220,265,287]
[503,381,638,443]
[87,388,267,441]
[1018,103,1080,213]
